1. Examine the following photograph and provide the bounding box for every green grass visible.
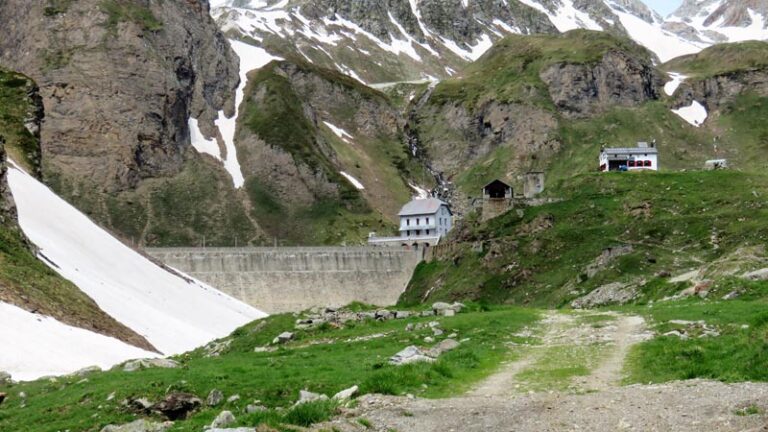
[402,170,768,308]
[663,41,768,78]
[0,306,540,431]
[622,296,768,384]
[100,0,163,35]
[516,343,609,392]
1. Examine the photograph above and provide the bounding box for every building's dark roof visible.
[398,198,450,216]
[603,147,659,155]
[483,179,511,189]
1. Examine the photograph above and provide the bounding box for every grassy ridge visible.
[662,41,768,78]
[0,69,40,174]
[402,171,768,307]
[0,306,539,431]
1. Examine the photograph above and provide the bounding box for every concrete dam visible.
[145,247,423,313]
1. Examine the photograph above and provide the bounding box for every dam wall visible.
[145,247,423,313]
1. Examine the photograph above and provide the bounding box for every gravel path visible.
[311,311,768,432]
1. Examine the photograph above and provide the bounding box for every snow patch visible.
[0,302,156,381]
[189,117,222,160]
[7,163,267,356]
[323,121,354,143]
[214,40,282,188]
[664,72,687,96]
[409,183,430,199]
[340,171,365,190]
[519,0,602,32]
[672,100,708,127]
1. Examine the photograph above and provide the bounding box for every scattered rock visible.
[440,309,456,317]
[204,339,233,357]
[743,268,768,281]
[0,371,12,385]
[123,358,180,372]
[246,404,267,414]
[571,282,638,309]
[431,302,452,313]
[663,330,688,340]
[296,390,329,405]
[425,339,460,357]
[253,346,277,353]
[332,385,359,401]
[100,419,172,432]
[272,332,294,345]
[207,389,224,407]
[124,397,155,413]
[154,392,202,420]
[72,365,102,377]
[424,336,435,343]
[723,290,743,300]
[420,310,435,317]
[208,429,255,432]
[375,309,393,320]
[389,346,435,365]
[227,395,240,403]
[210,410,236,429]
[656,270,672,278]
[106,392,116,401]
[432,328,444,336]
[395,311,411,319]
[405,323,415,332]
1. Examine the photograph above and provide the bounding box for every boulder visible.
[0,371,12,385]
[272,332,294,345]
[431,302,452,313]
[743,268,768,281]
[72,365,102,377]
[432,328,444,336]
[375,309,393,320]
[440,309,455,317]
[420,310,435,317]
[210,411,236,429]
[295,390,329,405]
[389,346,435,366]
[246,404,267,414]
[450,302,465,313]
[570,282,638,309]
[332,385,359,401]
[226,394,240,403]
[425,339,460,357]
[207,389,224,407]
[124,397,154,413]
[394,311,411,319]
[154,392,202,420]
[100,420,172,432]
[123,358,179,372]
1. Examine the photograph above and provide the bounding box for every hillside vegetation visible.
[402,170,768,307]
[663,41,768,78]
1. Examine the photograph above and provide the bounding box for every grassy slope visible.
[402,171,768,307]
[238,61,421,245]
[622,280,768,384]
[662,41,768,78]
[0,305,539,432]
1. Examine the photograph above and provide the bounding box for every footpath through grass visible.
[0,305,539,432]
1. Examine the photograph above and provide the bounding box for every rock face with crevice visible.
[0,0,250,246]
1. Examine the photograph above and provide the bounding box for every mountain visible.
[666,0,768,45]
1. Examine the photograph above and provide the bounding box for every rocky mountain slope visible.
[666,0,768,44]
[0,67,156,353]
[0,0,261,247]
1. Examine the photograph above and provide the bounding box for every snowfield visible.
[0,302,156,381]
[672,101,709,127]
[7,163,267,358]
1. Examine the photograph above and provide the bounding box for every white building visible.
[599,142,659,172]
[368,198,453,247]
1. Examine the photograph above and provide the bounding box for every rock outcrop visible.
[540,51,663,118]
[0,0,249,246]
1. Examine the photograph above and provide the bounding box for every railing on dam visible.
[145,247,425,314]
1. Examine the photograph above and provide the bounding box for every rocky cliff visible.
[236,60,421,244]
[408,31,665,209]
[0,68,155,352]
[0,0,250,246]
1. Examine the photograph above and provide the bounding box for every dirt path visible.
[311,311,768,431]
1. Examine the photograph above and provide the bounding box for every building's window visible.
[645,160,652,167]
[416,230,421,236]
[426,229,430,235]
[407,218,410,226]
[417,218,420,225]
[426,217,430,224]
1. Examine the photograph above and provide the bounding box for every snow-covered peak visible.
[667,0,768,45]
